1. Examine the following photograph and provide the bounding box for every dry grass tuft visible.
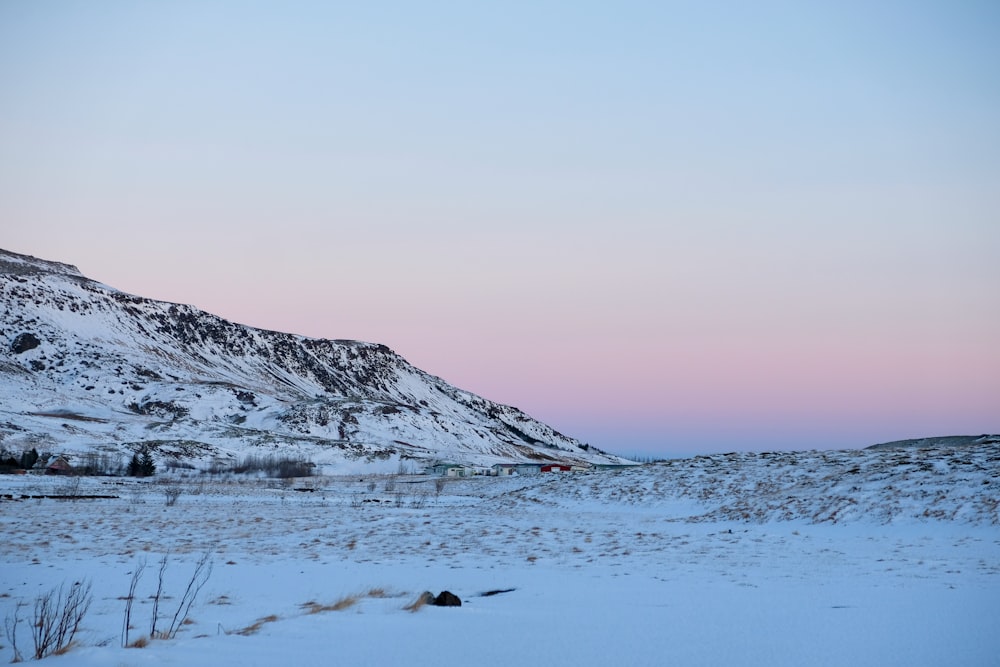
[327,595,359,611]
[235,614,280,636]
[301,595,359,614]
[128,636,150,649]
[403,591,434,613]
[52,642,78,656]
[299,599,321,614]
[299,588,393,616]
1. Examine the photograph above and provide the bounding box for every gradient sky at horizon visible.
[2,1,998,456]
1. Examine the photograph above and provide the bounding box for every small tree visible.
[140,449,156,476]
[20,447,39,470]
[128,453,142,477]
[129,447,156,477]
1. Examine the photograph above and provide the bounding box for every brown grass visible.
[234,614,280,636]
[328,595,359,611]
[128,636,150,649]
[301,595,358,614]
[52,642,78,656]
[299,588,393,616]
[403,592,433,613]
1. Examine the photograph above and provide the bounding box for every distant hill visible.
[867,434,999,450]
[0,248,630,471]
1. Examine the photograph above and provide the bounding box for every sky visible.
[2,1,998,457]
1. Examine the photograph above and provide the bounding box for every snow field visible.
[1,459,998,666]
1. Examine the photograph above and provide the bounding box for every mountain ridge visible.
[0,248,629,471]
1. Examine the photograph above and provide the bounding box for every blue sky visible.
[3,1,998,455]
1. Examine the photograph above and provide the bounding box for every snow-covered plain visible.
[2,445,998,666]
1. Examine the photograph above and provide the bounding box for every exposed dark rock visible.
[11,332,41,354]
[126,400,190,419]
[432,591,462,607]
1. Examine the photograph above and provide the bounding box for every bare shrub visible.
[128,485,147,506]
[162,484,183,506]
[3,600,25,662]
[274,458,314,478]
[206,455,315,478]
[149,554,168,639]
[30,580,93,659]
[55,475,83,499]
[76,451,125,476]
[122,558,146,648]
[164,552,213,639]
[126,552,212,644]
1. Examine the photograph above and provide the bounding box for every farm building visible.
[45,456,74,475]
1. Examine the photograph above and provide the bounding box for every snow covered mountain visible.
[0,248,628,471]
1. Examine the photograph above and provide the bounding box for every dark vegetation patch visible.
[28,411,109,423]
[479,588,516,597]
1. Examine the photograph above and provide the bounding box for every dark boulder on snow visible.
[432,591,462,607]
[11,332,41,354]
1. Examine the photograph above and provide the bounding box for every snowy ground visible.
[2,446,998,666]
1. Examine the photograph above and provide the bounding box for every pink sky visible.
[2,2,998,455]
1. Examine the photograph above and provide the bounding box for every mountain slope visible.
[0,249,628,470]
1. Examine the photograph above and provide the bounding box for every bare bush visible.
[125,552,213,645]
[205,455,315,478]
[76,451,125,476]
[150,555,168,639]
[278,458,315,478]
[3,600,25,662]
[122,558,146,648]
[55,475,83,499]
[350,492,363,509]
[162,484,183,506]
[165,552,213,639]
[30,580,92,659]
[410,491,428,509]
